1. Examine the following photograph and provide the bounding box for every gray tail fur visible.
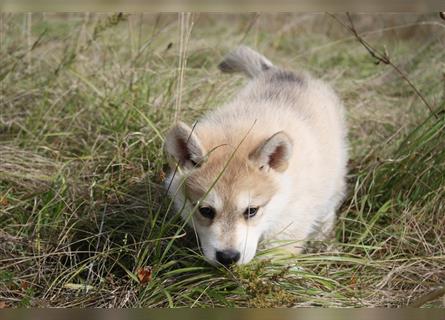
[218,45,274,78]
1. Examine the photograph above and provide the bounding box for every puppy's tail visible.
[218,46,274,78]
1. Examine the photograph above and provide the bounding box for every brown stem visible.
[327,12,438,119]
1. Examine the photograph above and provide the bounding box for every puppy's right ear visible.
[164,122,205,170]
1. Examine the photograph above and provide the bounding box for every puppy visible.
[164,46,347,266]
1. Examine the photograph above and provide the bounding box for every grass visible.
[1,13,445,307]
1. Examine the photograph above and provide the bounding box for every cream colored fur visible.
[164,46,348,265]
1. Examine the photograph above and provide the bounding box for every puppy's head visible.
[164,121,293,266]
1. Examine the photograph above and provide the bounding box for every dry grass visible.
[0,13,444,307]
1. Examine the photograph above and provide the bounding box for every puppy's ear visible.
[164,122,205,169]
[249,131,293,172]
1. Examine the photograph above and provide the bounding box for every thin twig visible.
[327,12,438,119]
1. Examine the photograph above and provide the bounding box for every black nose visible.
[216,249,240,266]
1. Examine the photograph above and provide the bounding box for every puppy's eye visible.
[199,206,215,219]
[244,207,258,219]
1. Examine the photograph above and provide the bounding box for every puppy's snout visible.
[216,249,240,266]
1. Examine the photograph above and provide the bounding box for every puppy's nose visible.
[216,249,240,266]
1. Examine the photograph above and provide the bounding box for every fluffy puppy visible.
[164,46,348,266]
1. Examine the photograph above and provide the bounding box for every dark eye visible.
[244,207,258,219]
[199,206,215,219]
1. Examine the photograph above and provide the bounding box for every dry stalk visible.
[327,12,438,119]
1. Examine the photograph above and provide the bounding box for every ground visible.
[1,13,444,307]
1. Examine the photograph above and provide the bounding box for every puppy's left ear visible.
[164,121,206,170]
[249,131,293,172]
